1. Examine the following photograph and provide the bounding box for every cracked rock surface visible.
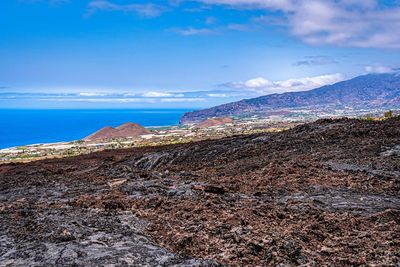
[1,117,400,266]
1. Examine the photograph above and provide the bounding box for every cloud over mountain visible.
[364,65,395,74]
[222,73,345,94]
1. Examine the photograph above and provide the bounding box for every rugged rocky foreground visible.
[1,118,399,266]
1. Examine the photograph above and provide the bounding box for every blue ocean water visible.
[0,109,192,149]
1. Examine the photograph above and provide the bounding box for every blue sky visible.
[1,0,400,108]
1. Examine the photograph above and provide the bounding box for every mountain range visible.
[181,72,400,124]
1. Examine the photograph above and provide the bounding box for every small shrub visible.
[384,110,393,118]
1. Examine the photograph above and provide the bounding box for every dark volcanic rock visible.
[0,208,218,266]
[1,117,400,266]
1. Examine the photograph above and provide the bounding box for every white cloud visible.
[49,0,69,4]
[160,98,205,102]
[205,16,217,25]
[141,91,185,97]
[198,0,295,11]
[244,77,273,88]
[293,56,338,66]
[223,73,345,93]
[42,98,157,103]
[81,0,400,48]
[364,65,394,74]
[226,23,253,32]
[142,92,172,97]
[207,93,228,97]
[20,0,70,4]
[86,0,165,18]
[79,92,108,97]
[194,0,400,49]
[40,97,205,103]
[169,27,216,36]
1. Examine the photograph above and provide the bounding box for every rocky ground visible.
[1,117,399,266]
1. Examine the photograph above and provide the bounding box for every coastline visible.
[0,117,301,164]
[1,107,396,164]
[0,109,190,150]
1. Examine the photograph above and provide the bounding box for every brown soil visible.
[1,117,399,266]
[195,117,234,128]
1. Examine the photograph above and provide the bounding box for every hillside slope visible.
[1,117,399,266]
[85,122,151,141]
[181,73,400,123]
[195,116,233,128]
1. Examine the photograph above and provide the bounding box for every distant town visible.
[1,107,397,164]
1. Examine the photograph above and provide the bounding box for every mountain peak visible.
[116,122,142,130]
[85,122,151,141]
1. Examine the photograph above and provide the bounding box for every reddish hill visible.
[84,126,117,141]
[115,122,151,137]
[195,117,233,128]
[84,122,151,141]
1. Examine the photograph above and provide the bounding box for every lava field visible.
[1,117,399,266]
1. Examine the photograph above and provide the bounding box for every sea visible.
[0,109,193,149]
